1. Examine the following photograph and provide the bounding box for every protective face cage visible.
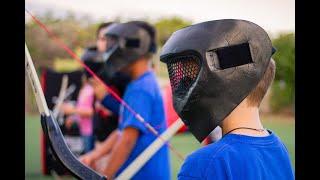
[165,52,201,98]
[103,34,142,63]
[160,19,277,142]
[80,47,106,79]
[99,22,153,80]
[164,43,276,100]
[83,61,105,78]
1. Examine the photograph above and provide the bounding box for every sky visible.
[26,0,295,36]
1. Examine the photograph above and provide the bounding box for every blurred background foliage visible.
[154,17,192,46]
[271,33,295,113]
[25,11,294,114]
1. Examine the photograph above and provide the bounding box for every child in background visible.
[61,74,95,153]
[80,21,170,179]
[81,22,128,144]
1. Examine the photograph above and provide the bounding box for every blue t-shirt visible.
[178,130,294,180]
[115,70,171,180]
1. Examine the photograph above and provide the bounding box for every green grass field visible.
[25,114,294,180]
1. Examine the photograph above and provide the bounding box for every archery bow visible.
[26,43,107,180]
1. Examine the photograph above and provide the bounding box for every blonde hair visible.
[247,59,276,107]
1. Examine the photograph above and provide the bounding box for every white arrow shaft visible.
[116,119,184,180]
[52,75,69,118]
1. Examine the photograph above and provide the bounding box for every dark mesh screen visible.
[167,55,200,94]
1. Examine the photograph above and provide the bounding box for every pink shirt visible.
[76,84,94,136]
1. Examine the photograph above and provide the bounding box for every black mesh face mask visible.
[103,35,121,63]
[100,22,153,80]
[166,53,201,98]
[160,19,276,142]
[106,35,119,50]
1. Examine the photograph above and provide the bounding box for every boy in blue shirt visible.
[160,19,294,179]
[80,21,171,179]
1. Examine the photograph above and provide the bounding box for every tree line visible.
[25,12,294,113]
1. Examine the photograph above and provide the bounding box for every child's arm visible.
[74,107,94,118]
[100,95,120,115]
[101,127,139,178]
[90,77,121,115]
[60,102,93,118]
[80,130,120,166]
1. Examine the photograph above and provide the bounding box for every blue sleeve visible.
[101,94,121,115]
[119,90,152,134]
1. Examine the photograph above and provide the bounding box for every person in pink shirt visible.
[61,75,95,153]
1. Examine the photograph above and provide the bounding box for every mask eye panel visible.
[209,42,253,70]
[125,38,140,48]
[166,55,201,95]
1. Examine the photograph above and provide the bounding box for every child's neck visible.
[130,59,150,80]
[221,100,269,137]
